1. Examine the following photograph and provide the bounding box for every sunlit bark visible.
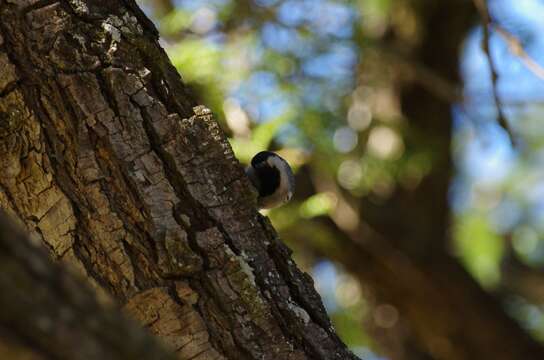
[0,0,356,358]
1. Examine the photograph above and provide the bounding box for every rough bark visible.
[0,209,177,360]
[0,0,357,359]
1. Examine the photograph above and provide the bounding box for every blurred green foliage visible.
[142,0,544,356]
[454,211,504,287]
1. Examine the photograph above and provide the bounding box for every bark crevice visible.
[0,0,357,359]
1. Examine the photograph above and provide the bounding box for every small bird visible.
[245,151,295,209]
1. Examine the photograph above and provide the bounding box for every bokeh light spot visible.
[335,274,362,308]
[348,101,372,131]
[223,98,250,136]
[367,126,404,159]
[373,304,398,329]
[338,160,363,190]
[333,127,358,153]
[190,6,217,34]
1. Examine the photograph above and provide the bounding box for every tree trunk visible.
[0,0,356,359]
[0,209,177,360]
[303,219,544,360]
[301,1,544,359]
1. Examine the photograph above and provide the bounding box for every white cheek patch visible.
[267,156,290,196]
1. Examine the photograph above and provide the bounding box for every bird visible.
[245,151,295,209]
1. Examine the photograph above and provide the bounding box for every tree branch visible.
[0,210,176,360]
[473,0,515,145]
[492,24,544,81]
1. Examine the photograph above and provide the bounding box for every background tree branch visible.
[473,0,515,144]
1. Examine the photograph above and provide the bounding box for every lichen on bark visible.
[0,0,358,359]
